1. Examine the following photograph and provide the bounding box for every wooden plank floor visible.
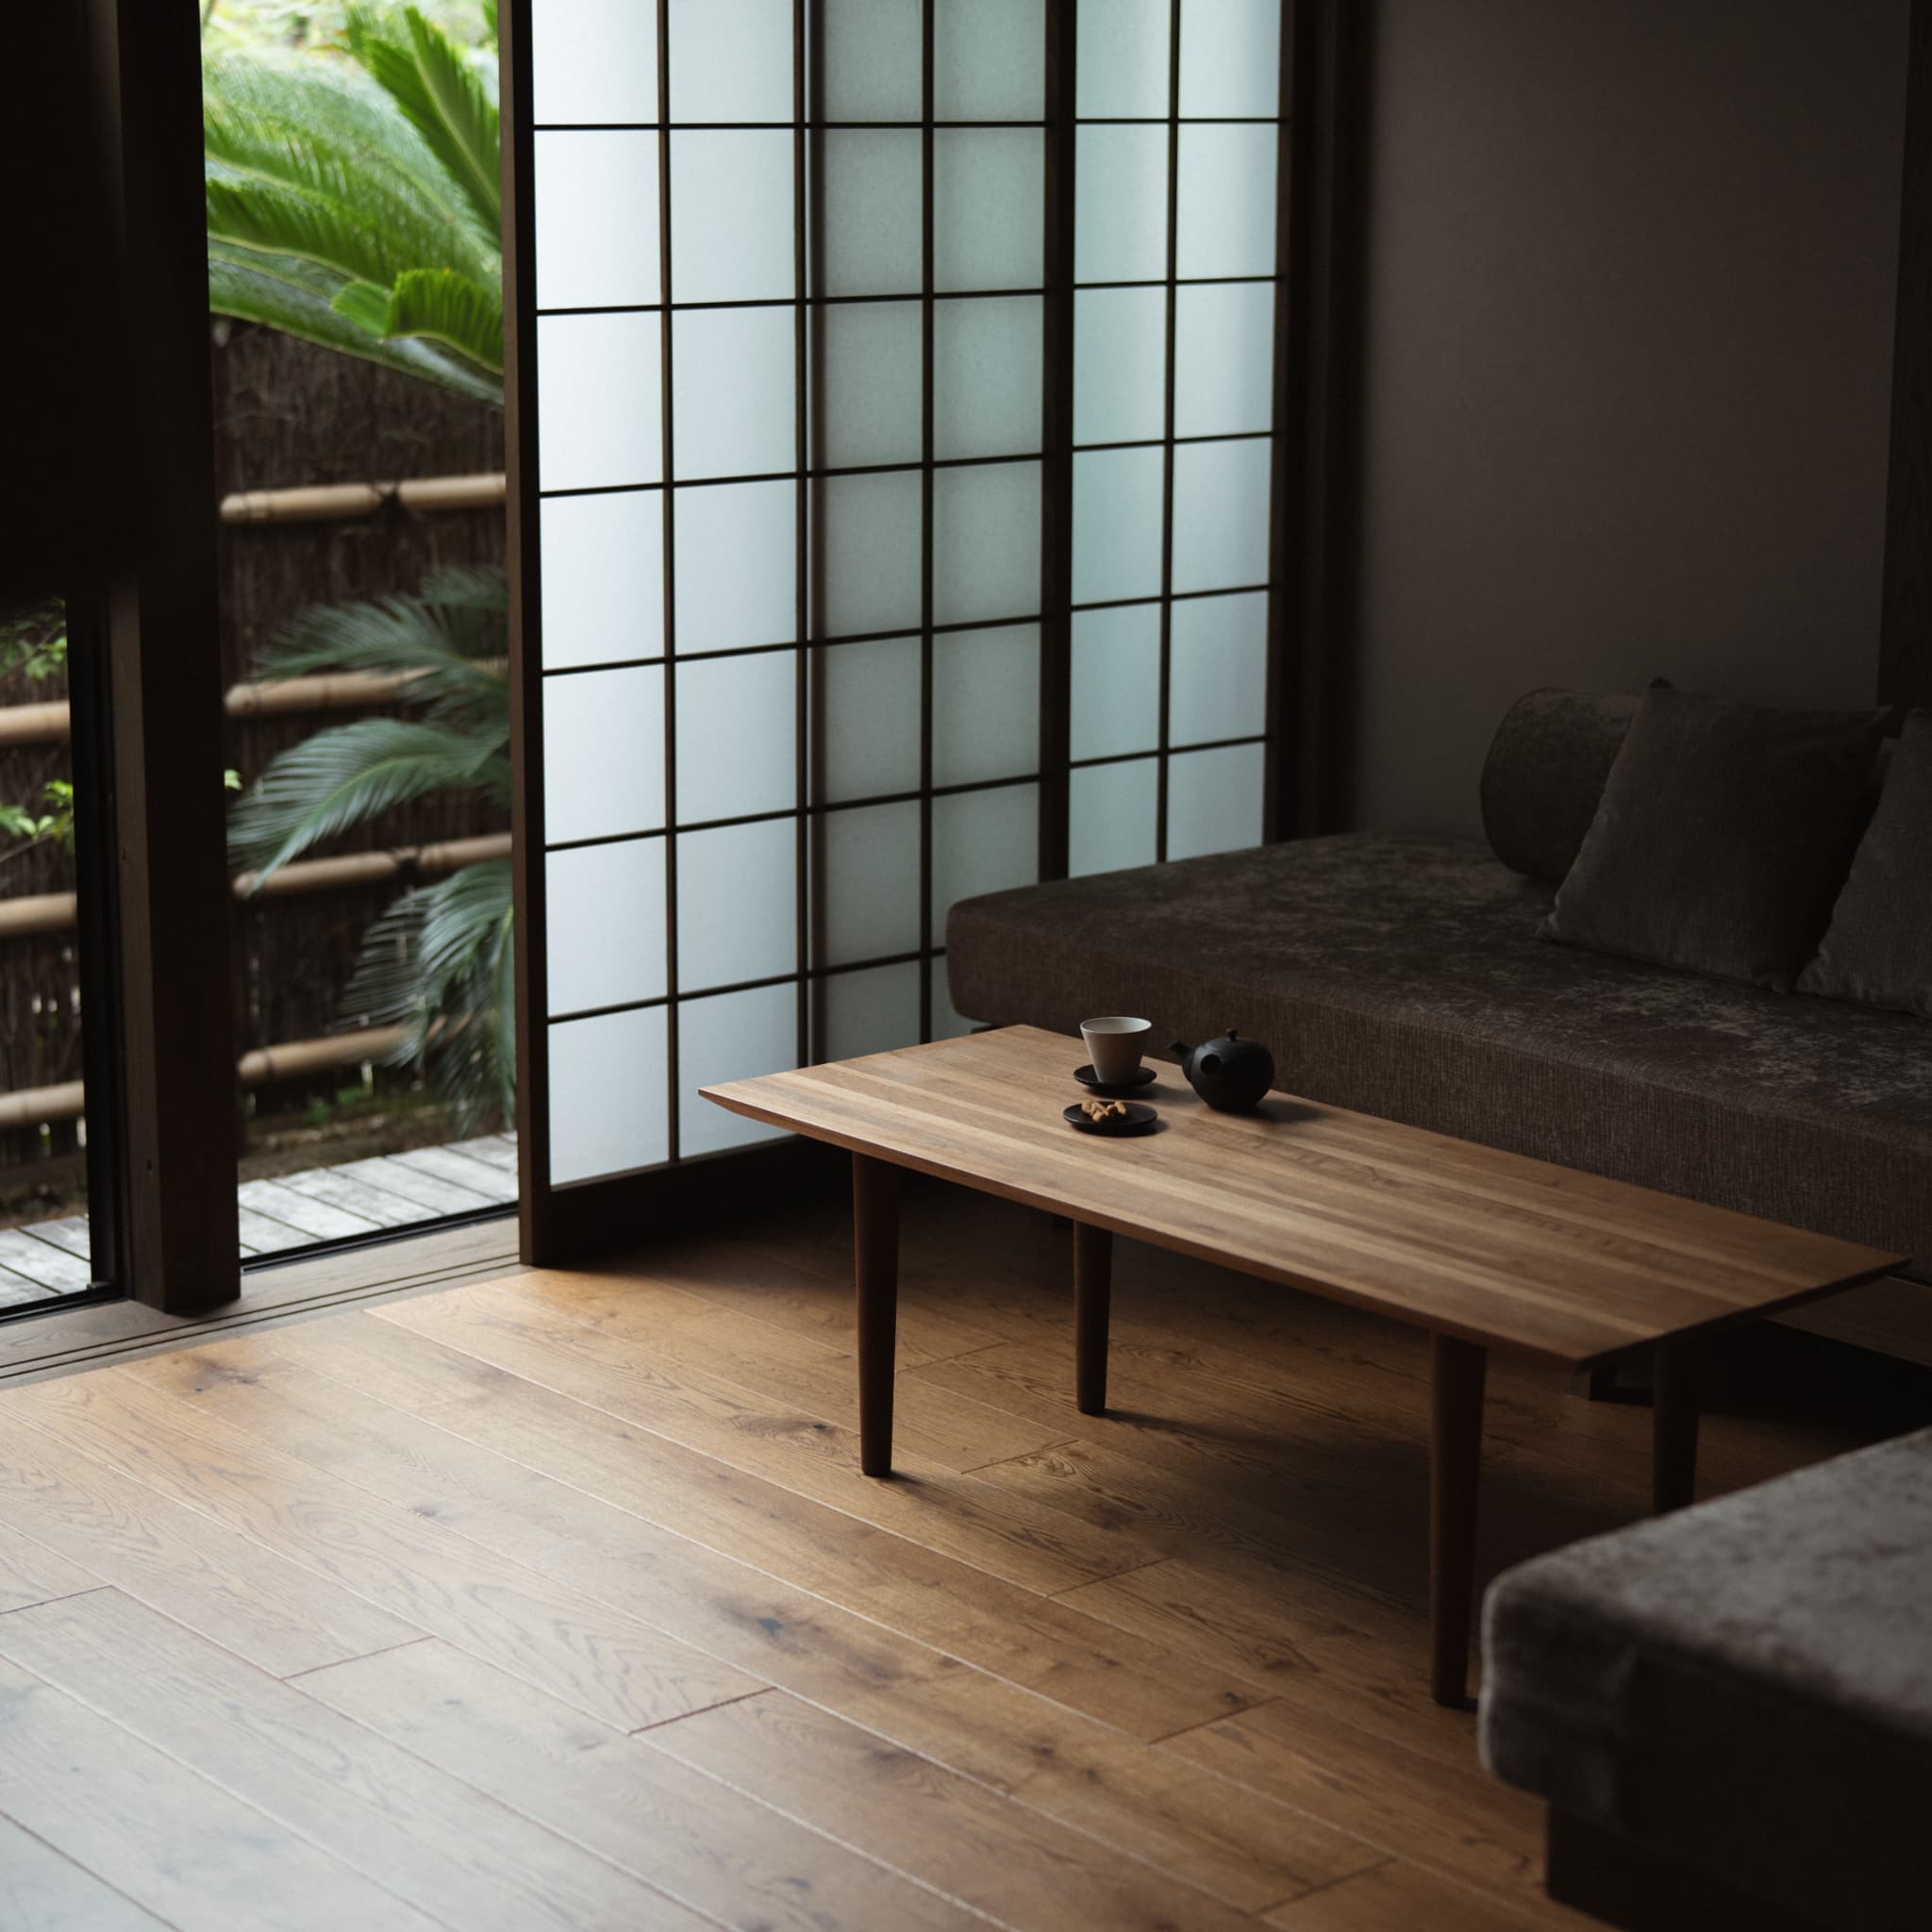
[0,1136,517,1307]
[0,1180,1922,1930]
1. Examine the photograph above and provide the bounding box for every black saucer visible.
[1063,1100,1159,1137]
[1074,1063,1158,1097]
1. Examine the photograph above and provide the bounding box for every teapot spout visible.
[1168,1039,1191,1058]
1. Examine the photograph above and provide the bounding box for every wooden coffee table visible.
[704,1025,1903,1706]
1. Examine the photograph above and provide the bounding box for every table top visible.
[703,1025,1905,1368]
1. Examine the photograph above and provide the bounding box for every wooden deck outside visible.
[0,1181,1916,1929]
[0,1136,518,1307]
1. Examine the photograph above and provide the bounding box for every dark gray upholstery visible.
[1479,686,1640,883]
[1480,1427,1932,1932]
[944,832,1932,1280]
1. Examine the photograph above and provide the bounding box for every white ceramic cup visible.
[1080,1015,1153,1085]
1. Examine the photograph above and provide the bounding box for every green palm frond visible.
[347,7,501,236]
[228,718,508,884]
[250,573,508,725]
[345,859,515,1130]
[358,265,504,376]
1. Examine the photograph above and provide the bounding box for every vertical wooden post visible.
[1074,1222,1112,1415]
[853,1154,901,1477]
[1651,1339,1702,1515]
[85,0,240,1310]
[1429,1332,1487,1708]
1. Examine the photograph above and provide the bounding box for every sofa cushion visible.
[1480,1427,1932,1932]
[1800,710,1932,1019]
[944,832,1932,1279]
[1479,687,1640,884]
[1541,687,1889,990]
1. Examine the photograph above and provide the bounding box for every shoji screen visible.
[508,0,1290,1243]
[1067,0,1281,874]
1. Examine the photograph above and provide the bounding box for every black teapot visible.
[1171,1029,1275,1112]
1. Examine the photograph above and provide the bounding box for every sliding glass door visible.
[506,0,1292,1257]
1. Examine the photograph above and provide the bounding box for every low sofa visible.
[945,690,1932,1354]
[1479,1424,1932,1931]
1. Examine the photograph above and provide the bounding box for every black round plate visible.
[1063,1100,1159,1136]
[1073,1063,1158,1096]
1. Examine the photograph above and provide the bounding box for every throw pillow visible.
[1798,709,1932,1016]
[1541,687,1890,990]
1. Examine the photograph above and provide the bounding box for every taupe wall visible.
[1346,0,1910,838]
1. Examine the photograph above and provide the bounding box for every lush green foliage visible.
[228,568,513,1127]
[205,5,504,401]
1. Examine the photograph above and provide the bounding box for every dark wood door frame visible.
[1881,0,1932,709]
[69,0,242,1313]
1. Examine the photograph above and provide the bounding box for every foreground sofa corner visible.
[1477,1427,1932,1932]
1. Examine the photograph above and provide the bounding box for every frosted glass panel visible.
[817,302,923,470]
[933,461,1041,626]
[536,133,659,310]
[671,308,796,480]
[544,666,665,843]
[548,1007,669,1185]
[816,472,922,637]
[821,801,920,964]
[546,840,666,1016]
[931,783,1038,924]
[823,0,922,122]
[1077,0,1171,118]
[1172,437,1272,591]
[1174,282,1274,438]
[934,132,1043,293]
[539,313,662,492]
[669,0,792,124]
[531,0,658,125]
[1074,127,1171,284]
[674,480,796,655]
[1179,0,1281,117]
[820,961,921,1062]
[815,637,921,802]
[678,983,793,1157]
[671,131,794,305]
[1073,447,1164,605]
[1070,758,1158,876]
[1074,287,1166,445]
[1167,741,1264,859]
[1177,125,1277,279]
[934,625,1039,787]
[676,817,796,990]
[1071,603,1161,759]
[930,967,979,1041]
[1170,591,1268,745]
[822,132,923,297]
[675,651,795,824]
[934,297,1041,461]
[541,491,664,671]
[935,0,1043,122]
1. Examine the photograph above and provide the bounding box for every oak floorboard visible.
[302,1645,992,1932]
[8,1371,759,1729]
[0,1409,420,1675]
[118,1324,1366,1910]
[642,1687,1299,1932]
[130,1329,1263,1741]
[0,1591,711,1932]
[0,1652,441,1932]
[0,1522,102,1615]
[0,1811,169,1932]
[1260,1857,1599,1930]
[378,1280,1153,1596]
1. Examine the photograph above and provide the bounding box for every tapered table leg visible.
[1430,1332,1488,1708]
[853,1154,900,1477]
[1074,1223,1112,1416]
[1652,1339,1701,1515]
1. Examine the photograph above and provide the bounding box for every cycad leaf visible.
[227,718,508,882]
[348,7,501,236]
[208,249,502,403]
[329,278,394,336]
[380,266,504,375]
